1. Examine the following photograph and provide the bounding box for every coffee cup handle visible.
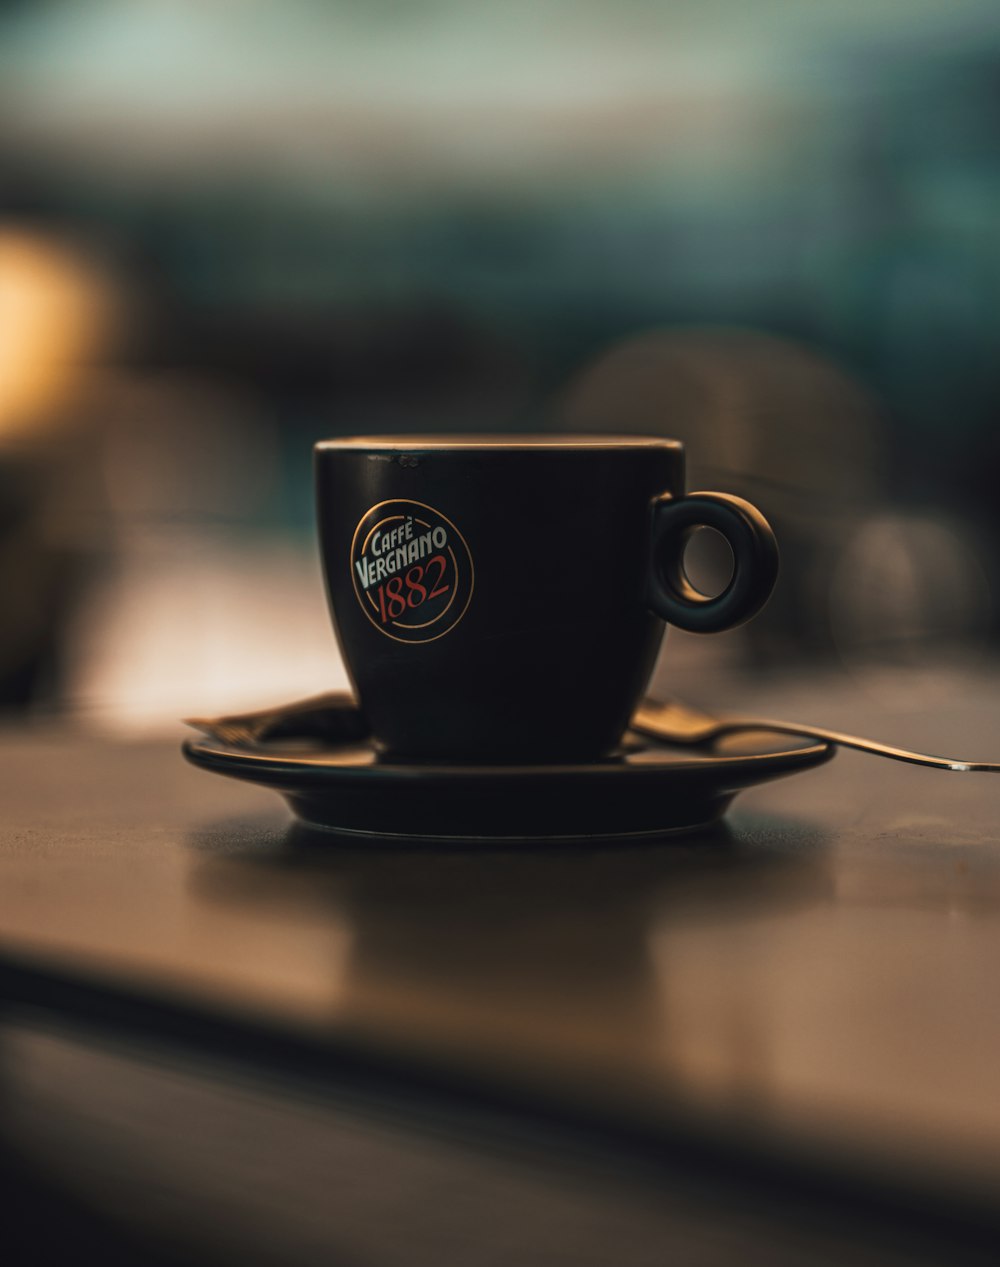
[647,491,779,633]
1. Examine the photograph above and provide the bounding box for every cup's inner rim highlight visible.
[315,434,683,452]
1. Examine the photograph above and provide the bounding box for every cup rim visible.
[315,434,683,452]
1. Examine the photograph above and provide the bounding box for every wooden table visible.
[1,667,999,1265]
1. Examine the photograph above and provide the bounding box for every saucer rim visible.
[182,731,834,786]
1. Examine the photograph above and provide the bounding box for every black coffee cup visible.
[316,436,777,762]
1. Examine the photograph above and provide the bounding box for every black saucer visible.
[182,696,834,843]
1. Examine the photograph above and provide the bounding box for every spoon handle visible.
[715,717,1000,773]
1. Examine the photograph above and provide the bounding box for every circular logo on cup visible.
[350,500,474,643]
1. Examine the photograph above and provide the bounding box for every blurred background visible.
[2,0,1000,728]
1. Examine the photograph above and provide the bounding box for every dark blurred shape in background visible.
[1,0,999,725]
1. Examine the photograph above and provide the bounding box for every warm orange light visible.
[0,228,113,436]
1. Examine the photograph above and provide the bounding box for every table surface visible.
[2,664,1000,1218]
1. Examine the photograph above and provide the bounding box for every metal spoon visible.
[632,698,1000,773]
[186,691,1000,773]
